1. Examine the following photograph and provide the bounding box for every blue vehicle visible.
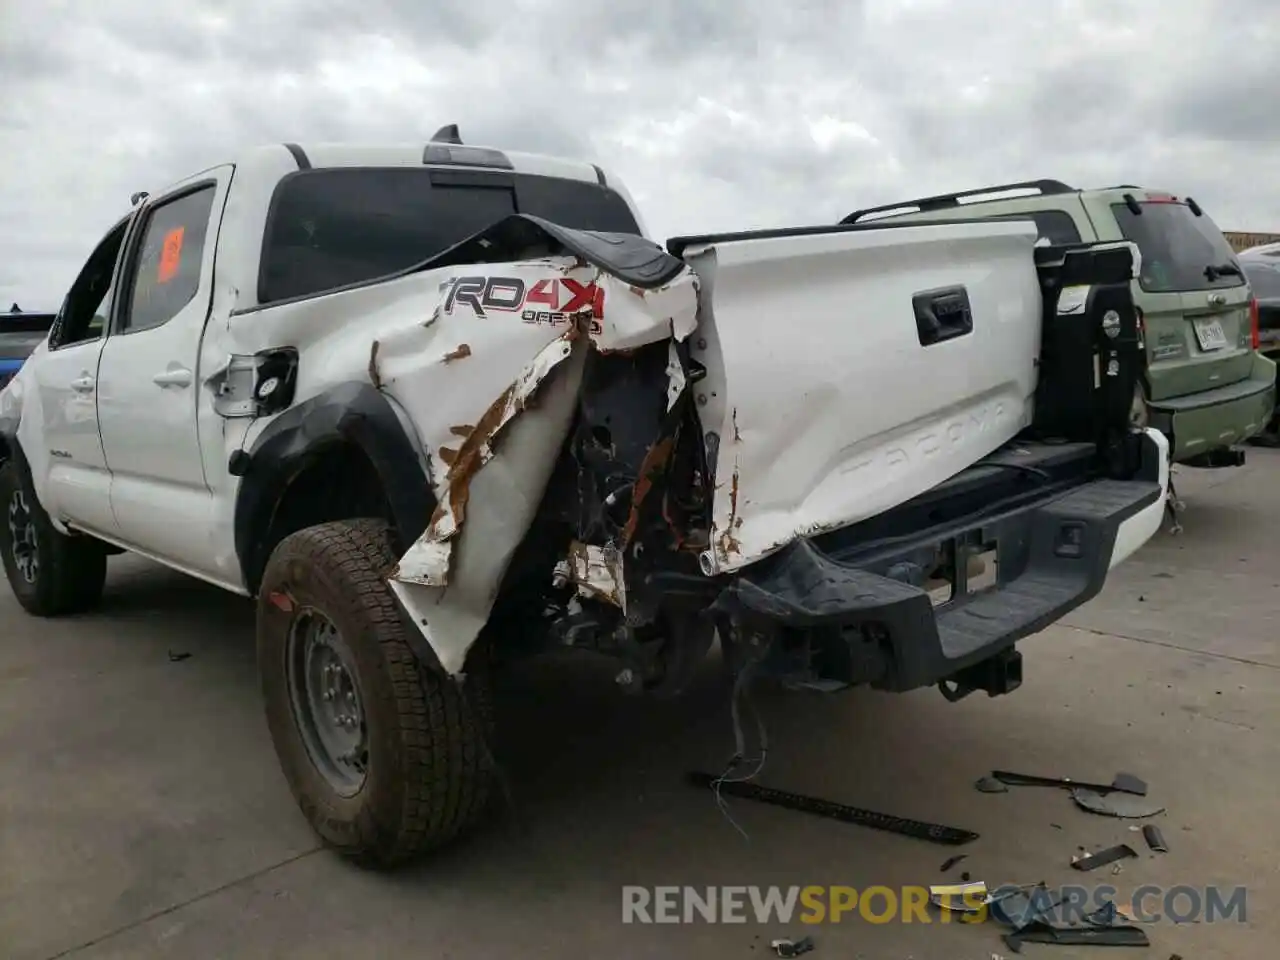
[0,304,55,391]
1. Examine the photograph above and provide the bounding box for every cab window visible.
[118,185,217,334]
[50,217,130,350]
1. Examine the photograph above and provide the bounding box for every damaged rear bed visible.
[379,214,1168,702]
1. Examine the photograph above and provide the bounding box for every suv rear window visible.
[1110,200,1244,293]
[259,168,642,305]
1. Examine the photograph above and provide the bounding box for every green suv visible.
[840,181,1276,465]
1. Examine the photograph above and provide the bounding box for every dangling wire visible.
[709,636,772,841]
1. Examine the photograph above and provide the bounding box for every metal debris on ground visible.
[1002,918,1151,952]
[939,854,968,872]
[1143,824,1169,852]
[769,935,814,957]
[1070,788,1166,819]
[986,883,1061,930]
[167,650,192,662]
[1084,901,1128,927]
[685,772,980,845]
[989,770,1148,796]
[1070,843,1138,871]
[975,775,1010,793]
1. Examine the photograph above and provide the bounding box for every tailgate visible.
[674,219,1044,575]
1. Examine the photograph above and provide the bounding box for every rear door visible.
[1091,194,1252,401]
[22,217,133,536]
[95,168,231,575]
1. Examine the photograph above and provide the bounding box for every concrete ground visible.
[2,455,1276,960]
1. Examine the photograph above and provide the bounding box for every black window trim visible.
[47,213,135,353]
[248,166,637,314]
[111,179,220,338]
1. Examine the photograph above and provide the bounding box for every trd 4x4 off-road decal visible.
[439,275,605,333]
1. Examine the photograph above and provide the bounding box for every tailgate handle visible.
[913,286,973,346]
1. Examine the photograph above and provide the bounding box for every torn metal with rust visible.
[379,253,699,675]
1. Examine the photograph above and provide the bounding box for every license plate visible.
[1193,317,1228,352]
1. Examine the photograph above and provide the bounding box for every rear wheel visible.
[257,518,494,868]
[0,459,107,616]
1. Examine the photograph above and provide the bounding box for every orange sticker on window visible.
[157,226,185,284]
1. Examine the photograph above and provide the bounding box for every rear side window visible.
[122,186,217,333]
[987,211,1082,245]
[1029,211,1082,245]
[1110,201,1244,293]
[259,168,642,305]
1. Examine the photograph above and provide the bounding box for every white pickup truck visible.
[0,127,1168,867]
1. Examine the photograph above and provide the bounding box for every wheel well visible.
[250,442,393,595]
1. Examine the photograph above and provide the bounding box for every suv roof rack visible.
[839,179,1077,224]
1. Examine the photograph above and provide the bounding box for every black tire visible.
[257,518,494,868]
[0,458,107,616]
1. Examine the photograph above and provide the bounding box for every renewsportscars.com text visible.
[621,884,1248,925]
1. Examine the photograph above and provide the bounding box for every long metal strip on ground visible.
[686,772,980,846]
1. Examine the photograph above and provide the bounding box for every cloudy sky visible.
[2,0,1277,309]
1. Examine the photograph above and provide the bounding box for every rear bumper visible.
[1148,353,1277,459]
[712,429,1169,695]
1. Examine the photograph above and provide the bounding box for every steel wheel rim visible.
[6,488,38,585]
[285,609,369,796]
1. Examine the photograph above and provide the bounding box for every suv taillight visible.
[1250,296,1261,350]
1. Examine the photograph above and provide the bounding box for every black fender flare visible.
[233,381,435,593]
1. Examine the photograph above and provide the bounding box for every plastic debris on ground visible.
[1071,788,1166,819]
[974,775,1010,794]
[1070,843,1138,872]
[988,769,1148,796]
[1002,919,1151,952]
[963,767,1175,952]
[928,880,989,914]
[989,884,1151,952]
[769,935,814,957]
[1143,823,1169,852]
[986,883,1062,930]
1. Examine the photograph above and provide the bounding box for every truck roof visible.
[154,127,619,199]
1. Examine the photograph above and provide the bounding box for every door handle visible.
[913,286,974,346]
[153,366,193,388]
[70,375,95,393]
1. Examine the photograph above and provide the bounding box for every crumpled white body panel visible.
[373,257,698,674]
[681,220,1045,575]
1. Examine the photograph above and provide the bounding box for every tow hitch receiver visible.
[938,648,1023,701]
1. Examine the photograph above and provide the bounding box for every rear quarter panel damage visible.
[360,259,699,674]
